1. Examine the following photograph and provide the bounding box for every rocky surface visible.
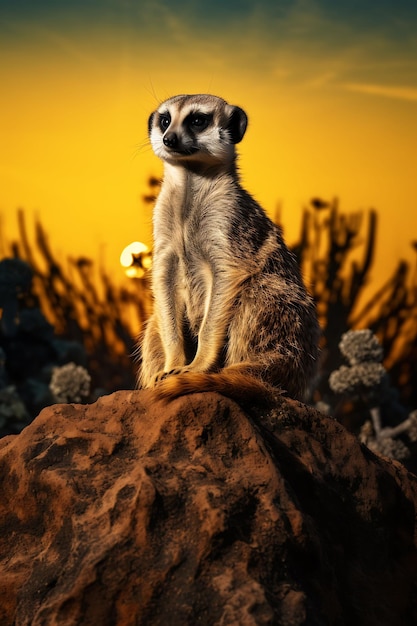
[0,389,417,625]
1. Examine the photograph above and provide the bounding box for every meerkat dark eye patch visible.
[148,112,155,135]
[186,113,212,132]
[159,113,171,132]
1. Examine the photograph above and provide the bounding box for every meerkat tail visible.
[153,369,280,407]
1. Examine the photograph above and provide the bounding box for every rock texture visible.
[0,390,417,625]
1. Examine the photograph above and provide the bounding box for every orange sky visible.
[1,1,417,295]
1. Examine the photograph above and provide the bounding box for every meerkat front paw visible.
[152,367,191,386]
[167,366,192,377]
[152,370,170,384]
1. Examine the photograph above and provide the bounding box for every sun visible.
[120,242,152,279]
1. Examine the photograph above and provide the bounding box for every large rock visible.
[0,390,416,625]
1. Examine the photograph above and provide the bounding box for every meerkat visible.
[138,94,320,404]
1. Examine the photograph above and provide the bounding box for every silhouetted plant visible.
[352,258,417,406]
[0,257,92,433]
[291,197,417,409]
[291,198,377,375]
[0,258,32,337]
[0,385,29,435]
[328,329,416,466]
[0,198,154,434]
[50,362,91,404]
[9,209,151,396]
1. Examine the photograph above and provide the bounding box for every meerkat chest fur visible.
[153,164,238,331]
[154,165,234,253]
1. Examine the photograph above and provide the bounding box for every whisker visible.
[130,139,153,161]
[144,76,161,105]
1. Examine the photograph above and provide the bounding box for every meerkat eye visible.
[159,114,171,131]
[187,113,211,131]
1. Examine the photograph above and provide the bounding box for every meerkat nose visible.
[163,132,178,148]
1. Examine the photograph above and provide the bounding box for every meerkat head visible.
[148,94,248,169]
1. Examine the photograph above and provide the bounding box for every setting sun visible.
[120,241,152,278]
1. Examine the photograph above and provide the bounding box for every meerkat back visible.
[138,94,320,405]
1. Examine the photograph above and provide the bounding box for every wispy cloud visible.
[344,83,417,102]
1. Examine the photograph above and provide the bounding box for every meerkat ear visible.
[227,106,248,144]
[148,112,155,136]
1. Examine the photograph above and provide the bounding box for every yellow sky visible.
[1,7,417,295]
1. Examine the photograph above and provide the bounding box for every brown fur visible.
[155,369,279,407]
